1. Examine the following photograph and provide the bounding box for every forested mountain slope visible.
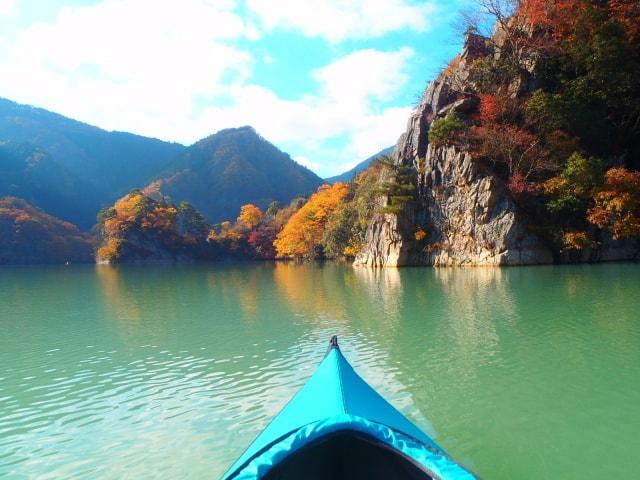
[144,126,323,222]
[0,97,184,228]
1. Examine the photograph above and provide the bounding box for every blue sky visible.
[0,0,468,177]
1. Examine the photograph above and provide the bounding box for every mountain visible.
[325,147,394,184]
[0,97,184,228]
[0,141,100,228]
[0,98,323,230]
[144,126,323,222]
[0,197,94,264]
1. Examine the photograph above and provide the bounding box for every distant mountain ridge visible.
[0,97,184,228]
[0,141,95,226]
[145,126,323,222]
[0,97,322,229]
[325,146,394,184]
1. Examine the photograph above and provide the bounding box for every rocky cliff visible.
[354,31,638,267]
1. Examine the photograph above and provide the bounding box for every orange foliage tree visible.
[519,0,551,27]
[562,231,597,250]
[237,204,264,229]
[587,168,640,239]
[97,191,211,262]
[274,183,350,259]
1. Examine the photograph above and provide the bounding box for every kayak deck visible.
[222,336,477,480]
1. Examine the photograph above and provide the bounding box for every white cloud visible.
[0,0,416,177]
[246,0,437,42]
[294,156,322,173]
[0,0,14,16]
[314,47,414,103]
[193,48,414,175]
[0,0,256,137]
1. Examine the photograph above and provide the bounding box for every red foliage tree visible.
[478,94,499,124]
[247,225,278,259]
[519,0,552,27]
[609,0,640,41]
[508,172,539,195]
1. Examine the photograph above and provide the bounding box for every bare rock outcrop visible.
[354,141,553,266]
[354,30,638,267]
[355,32,552,267]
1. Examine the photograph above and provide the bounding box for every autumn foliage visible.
[237,204,264,229]
[609,0,640,40]
[0,197,94,264]
[322,165,383,259]
[205,198,304,259]
[478,94,499,124]
[562,230,597,250]
[97,191,210,263]
[274,183,350,259]
[588,168,640,240]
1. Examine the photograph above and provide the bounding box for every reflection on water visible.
[433,267,505,357]
[0,263,639,479]
[353,266,404,325]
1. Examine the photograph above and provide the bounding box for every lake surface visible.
[1,263,639,479]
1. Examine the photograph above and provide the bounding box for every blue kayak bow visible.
[222,336,478,480]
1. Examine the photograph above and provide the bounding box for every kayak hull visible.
[222,337,478,480]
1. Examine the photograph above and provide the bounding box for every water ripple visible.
[0,264,639,479]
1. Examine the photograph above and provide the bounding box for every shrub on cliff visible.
[469,56,520,93]
[538,152,603,249]
[428,111,466,147]
[373,156,417,216]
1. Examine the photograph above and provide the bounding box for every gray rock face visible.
[353,32,637,267]
[416,145,553,266]
[355,32,550,267]
[354,142,553,266]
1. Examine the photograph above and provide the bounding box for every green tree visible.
[376,156,417,215]
[428,111,466,147]
[322,204,358,259]
[266,200,282,217]
[178,202,209,239]
[543,152,604,214]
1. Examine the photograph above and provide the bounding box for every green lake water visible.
[1,263,639,479]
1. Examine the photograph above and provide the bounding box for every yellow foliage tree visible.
[274,183,350,259]
[562,231,596,250]
[237,204,264,229]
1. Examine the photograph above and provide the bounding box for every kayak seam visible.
[226,415,477,480]
[334,352,347,414]
[257,427,444,480]
[378,422,480,478]
[222,425,311,480]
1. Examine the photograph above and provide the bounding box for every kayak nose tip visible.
[329,335,339,349]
